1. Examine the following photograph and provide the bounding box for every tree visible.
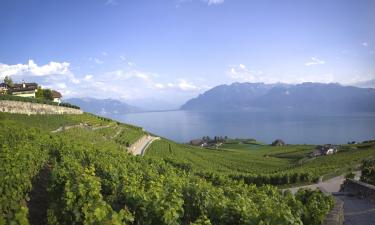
[3,76,13,87]
[35,86,44,99]
[43,89,53,101]
[36,87,53,101]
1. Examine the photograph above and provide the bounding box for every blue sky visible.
[0,0,374,109]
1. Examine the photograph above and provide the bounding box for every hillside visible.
[181,82,375,112]
[146,138,375,185]
[3,112,374,224]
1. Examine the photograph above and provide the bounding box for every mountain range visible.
[66,98,142,115]
[180,82,375,112]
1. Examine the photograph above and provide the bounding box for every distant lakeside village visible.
[189,136,375,159]
[0,76,62,103]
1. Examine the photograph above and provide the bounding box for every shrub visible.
[360,159,375,185]
[295,189,334,225]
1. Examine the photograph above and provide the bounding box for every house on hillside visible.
[0,83,9,95]
[10,81,38,98]
[52,90,62,104]
[190,139,208,147]
[310,144,339,157]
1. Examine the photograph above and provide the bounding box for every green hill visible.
[146,139,375,186]
[2,112,372,225]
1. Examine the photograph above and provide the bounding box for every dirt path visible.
[51,123,112,133]
[287,172,361,194]
[128,135,160,156]
[110,127,123,139]
[27,164,51,225]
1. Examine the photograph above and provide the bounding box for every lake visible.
[109,110,375,144]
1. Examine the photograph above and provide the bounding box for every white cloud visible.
[362,42,369,47]
[0,63,28,77]
[167,83,175,87]
[29,60,70,76]
[0,59,82,98]
[84,74,93,80]
[228,64,266,83]
[155,83,165,89]
[177,79,199,91]
[305,57,325,66]
[101,51,108,56]
[227,63,344,84]
[204,0,224,5]
[128,62,135,67]
[176,0,224,7]
[0,59,70,77]
[0,59,208,106]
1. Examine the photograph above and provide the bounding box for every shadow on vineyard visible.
[28,164,51,225]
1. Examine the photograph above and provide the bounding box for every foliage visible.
[147,139,375,186]
[295,189,334,225]
[0,112,336,225]
[360,159,375,185]
[345,172,355,179]
[0,121,52,224]
[114,125,146,145]
[35,87,53,101]
[3,76,13,87]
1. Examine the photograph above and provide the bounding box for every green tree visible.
[43,89,53,101]
[35,87,53,101]
[3,76,13,87]
[35,86,44,99]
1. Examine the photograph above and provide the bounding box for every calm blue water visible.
[109,110,375,144]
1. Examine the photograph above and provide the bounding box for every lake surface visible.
[110,110,375,144]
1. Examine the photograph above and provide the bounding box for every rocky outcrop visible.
[0,100,83,115]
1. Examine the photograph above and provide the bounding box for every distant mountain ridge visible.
[180,82,375,112]
[66,98,142,115]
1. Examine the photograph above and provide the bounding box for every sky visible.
[0,0,374,109]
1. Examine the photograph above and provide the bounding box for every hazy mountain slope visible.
[181,82,375,112]
[181,82,281,111]
[66,98,142,115]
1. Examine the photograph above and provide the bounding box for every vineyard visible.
[2,112,373,224]
[146,139,375,186]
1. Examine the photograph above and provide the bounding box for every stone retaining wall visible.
[0,100,83,115]
[341,179,375,203]
[322,197,344,225]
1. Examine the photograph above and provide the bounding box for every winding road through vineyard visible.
[129,135,160,155]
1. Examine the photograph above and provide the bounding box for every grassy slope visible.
[146,138,375,180]
[146,139,297,174]
[0,112,146,145]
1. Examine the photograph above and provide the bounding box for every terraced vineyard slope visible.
[2,112,368,225]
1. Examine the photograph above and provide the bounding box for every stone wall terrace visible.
[0,100,83,115]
